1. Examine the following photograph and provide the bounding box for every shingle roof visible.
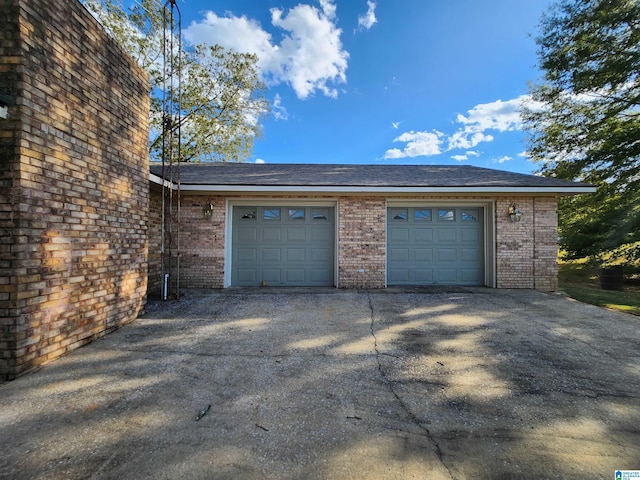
[149,162,593,193]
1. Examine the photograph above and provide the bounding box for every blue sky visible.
[178,0,553,173]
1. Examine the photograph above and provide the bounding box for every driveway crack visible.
[366,291,454,480]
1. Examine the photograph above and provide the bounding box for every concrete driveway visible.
[1,288,639,479]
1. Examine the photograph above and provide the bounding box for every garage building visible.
[148,163,593,292]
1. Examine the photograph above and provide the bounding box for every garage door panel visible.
[437,268,458,283]
[237,226,258,242]
[232,206,335,286]
[311,247,332,262]
[437,228,456,242]
[286,248,306,262]
[389,269,410,283]
[461,248,480,262]
[262,248,281,262]
[310,269,332,283]
[262,269,282,283]
[286,269,305,283]
[237,248,257,262]
[414,249,433,262]
[390,228,410,242]
[461,268,482,283]
[389,248,409,262]
[388,206,484,286]
[286,227,306,242]
[262,227,282,242]
[437,248,457,262]
[414,269,434,282]
[310,226,332,242]
[460,228,481,242]
[414,228,433,242]
[236,269,257,284]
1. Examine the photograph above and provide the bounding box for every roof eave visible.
[149,175,595,195]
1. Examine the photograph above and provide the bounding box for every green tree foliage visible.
[523,0,640,258]
[84,0,269,162]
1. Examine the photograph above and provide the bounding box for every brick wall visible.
[496,197,558,290]
[532,197,559,291]
[148,192,230,292]
[152,193,558,292]
[337,197,386,288]
[148,186,163,295]
[0,0,150,380]
[175,195,225,289]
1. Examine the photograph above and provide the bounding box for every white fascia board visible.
[149,172,173,188]
[175,184,596,195]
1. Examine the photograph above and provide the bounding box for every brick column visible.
[338,197,386,288]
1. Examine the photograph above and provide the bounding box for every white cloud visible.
[184,2,349,100]
[444,96,527,151]
[255,158,266,164]
[319,0,337,19]
[456,97,526,133]
[272,94,289,121]
[385,96,533,159]
[384,130,444,159]
[451,150,481,162]
[494,155,512,164]
[447,131,494,150]
[358,1,377,30]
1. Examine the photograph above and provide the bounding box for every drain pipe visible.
[163,273,169,301]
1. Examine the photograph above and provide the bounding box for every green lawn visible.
[558,261,640,316]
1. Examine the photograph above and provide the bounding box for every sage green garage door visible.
[232,206,335,287]
[387,206,484,286]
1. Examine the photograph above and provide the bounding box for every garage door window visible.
[438,209,455,221]
[462,209,479,221]
[313,208,329,220]
[264,209,281,220]
[239,207,256,220]
[289,208,305,220]
[390,208,408,221]
[415,209,432,221]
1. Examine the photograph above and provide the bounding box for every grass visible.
[558,260,640,316]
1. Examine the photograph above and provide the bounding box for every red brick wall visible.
[148,192,229,292]
[0,0,150,380]
[176,195,226,289]
[148,186,163,295]
[337,197,386,288]
[532,197,559,291]
[152,194,558,292]
[496,197,558,290]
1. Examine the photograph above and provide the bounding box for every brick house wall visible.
[496,197,558,290]
[337,197,386,288]
[0,0,150,380]
[154,193,557,291]
[148,186,163,295]
[179,196,226,289]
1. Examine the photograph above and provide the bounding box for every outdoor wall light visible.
[508,203,522,223]
[202,202,214,219]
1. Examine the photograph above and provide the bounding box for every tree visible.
[84,0,270,162]
[523,0,640,258]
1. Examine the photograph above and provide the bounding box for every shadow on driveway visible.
[1,288,638,479]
